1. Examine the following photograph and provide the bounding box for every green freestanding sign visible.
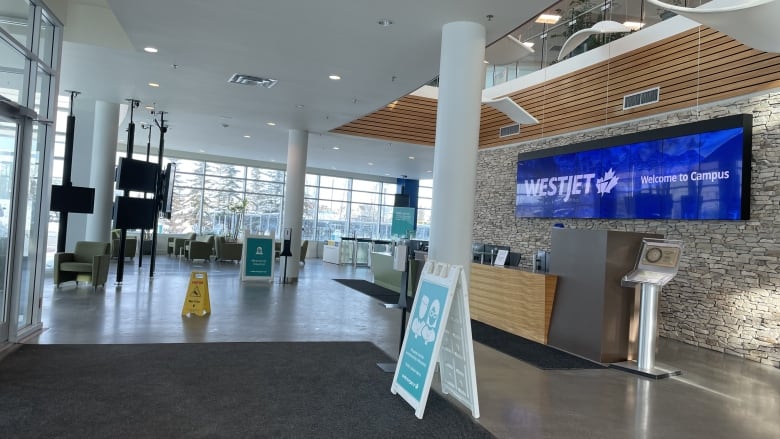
[391,207,415,238]
[241,235,274,281]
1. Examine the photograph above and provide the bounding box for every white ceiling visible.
[53,0,551,179]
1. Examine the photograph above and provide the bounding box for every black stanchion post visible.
[116,99,140,285]
[56,90,79,253]
[377,243,411,372]
[150,111,167,278]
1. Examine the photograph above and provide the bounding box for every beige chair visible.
[215,236,243,262]
[300,240,309,265]
[54,241,111,288]
[185,235,215,262]
[168,233,196,256]
[111,229,137,260]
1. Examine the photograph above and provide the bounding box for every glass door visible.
[0,116,20,343]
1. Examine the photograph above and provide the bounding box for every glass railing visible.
[481,0,710,88]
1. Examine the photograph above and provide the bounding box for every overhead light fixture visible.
[148,82,160,87]
[332,146,340,150]
[143,46,158,53]
[377,19,393,27]
[228,73,278,88]
[426,170,432,173]
[535,14,561,24]
[144,105,155,110]
[408,156,415,160]
[623,21,645,31]
[522,41,534,48]
[296,104,305,109]
[266,122,276,126]
[368,162,374,166]
[329,75,341,80]
[243,135,251,138]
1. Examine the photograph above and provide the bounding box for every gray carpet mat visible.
[0,342,493,438]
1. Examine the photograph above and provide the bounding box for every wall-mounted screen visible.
[113,196,156,229]
[116,157,160,193]
[50,184,95,214]
[516,115,751,220]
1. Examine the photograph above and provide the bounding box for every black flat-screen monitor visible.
[160,162,176,218]
[50,185,95,213]
[116,157,160,193]
[394,194,410,207]
[114,196,156,229]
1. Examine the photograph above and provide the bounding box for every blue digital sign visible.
[516,115,751,220]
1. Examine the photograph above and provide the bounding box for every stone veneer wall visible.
[473,91,780,368]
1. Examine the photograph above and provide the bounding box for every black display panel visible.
[116,157,160,193]
[50,185,96,213]
[516,115,752,220]
[114,196,156,229]
[160,162,176,217]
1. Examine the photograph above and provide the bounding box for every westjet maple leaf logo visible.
[596,168,619,195]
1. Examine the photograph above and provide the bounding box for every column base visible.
[610,361,681,379]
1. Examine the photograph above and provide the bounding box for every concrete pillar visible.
[85,100,120,243]
[428,21,485,279]
[281,129,308,280]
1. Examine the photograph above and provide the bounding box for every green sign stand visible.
[391,207,415,238]
[240,235,275,282]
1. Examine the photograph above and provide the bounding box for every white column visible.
[428,21,485,277]
[85,100,120,242]
[281,129,308,280]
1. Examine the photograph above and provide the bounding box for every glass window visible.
[318,187,348,201]
[37,14,55,66]
[248,167,284,182]
[246,179,283,196]
[205,175,244,192]
[320,175,349,189]
[351,191,379,204]
[33,68,51,119]
[304,185,318,198]
[305,174,318,185]
[0,0,32,47]
[317,200,347,240]
[349,203,379,238]
[174,171,203,189]
[0,40,27,104]
[352,179,380,192]
[171,158,204,174]
[245,193,282,236]
[206,162,246,178]
[169,187,202,233]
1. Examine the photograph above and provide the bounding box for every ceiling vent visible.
[623,87,659,110]
[499,124,520,138]
[228,74,278,88]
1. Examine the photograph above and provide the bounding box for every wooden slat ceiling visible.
[332,27,780,149]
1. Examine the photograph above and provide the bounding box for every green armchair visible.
[111,229,137,260]
[185,235,215,262]
[216,236,243,262]
[168,233,196,256]
[53,241,111,288]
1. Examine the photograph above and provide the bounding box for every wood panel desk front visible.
[469,263,558,344]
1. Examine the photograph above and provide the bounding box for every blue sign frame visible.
[240,235,275,281]
[516,115,752,220]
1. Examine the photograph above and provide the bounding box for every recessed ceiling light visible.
[296,104,305,109]
[377,19,393,27]
[329,75,341,80]
[143,46,158,53]
[368,162,374,166]
[199,149,204,153]
[385,173,390,176]
[148,82,160,87]
[535,14,561,24]
[266,122,276,126]
[332,146,340,150]
[522,41,535,48]
[426,170,432,173]
[243,135,251,138]
[144,105,154,110]
[408,156,415,160]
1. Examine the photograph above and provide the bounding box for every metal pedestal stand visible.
[377,243,411,373]
[611,284,681,379]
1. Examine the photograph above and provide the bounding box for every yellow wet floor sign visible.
[182,271,211,316]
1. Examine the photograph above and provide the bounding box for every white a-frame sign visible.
[391,260,480,419]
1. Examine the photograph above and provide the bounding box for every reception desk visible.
[469,263,558,344]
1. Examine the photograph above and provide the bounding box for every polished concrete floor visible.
[26,256,780,439]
